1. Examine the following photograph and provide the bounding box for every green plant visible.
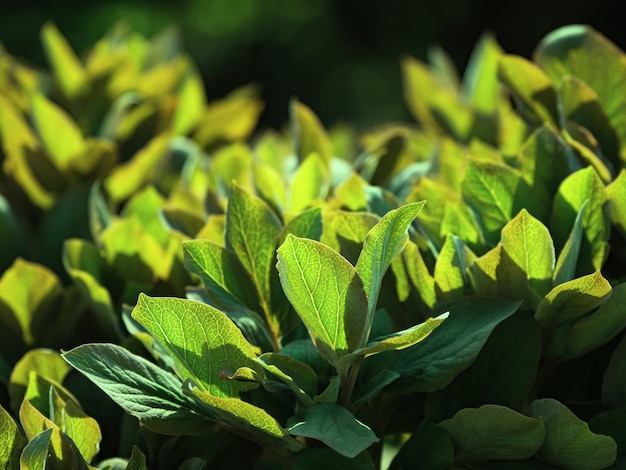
[2,23,626,470]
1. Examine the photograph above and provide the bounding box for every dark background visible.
[1,0,624,130]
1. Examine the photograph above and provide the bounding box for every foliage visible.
[1,23,626,469]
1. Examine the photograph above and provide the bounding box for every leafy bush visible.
[1,23,626,469]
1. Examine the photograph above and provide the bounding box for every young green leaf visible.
[289,153,330,213]
[554,200,588,285]
[62,343,211,435]
[290,100,333,163]
[438,405,545,462]
[0,404,26,469]
[529,398,617,470]
[183,239,260,311]
[280,206,323,243]
[500,209,555,298]
[132,295,260,398]
[551,147,610,275]
[535,271,611,333]
[40,22,86,99]
[535,25,626,161]
[287,404,379,458]
[434,235,474,302]
[257,352,318,405]
[30,93,85,169]
[276,235,368,368]
[226,185,283,330]
[607,169,626,238]
[402,240,436,309]
[462,32,502,114]
[462,158,521,245]
[355,202,424,344]
[19,428,53,470]
[252,160,287,216]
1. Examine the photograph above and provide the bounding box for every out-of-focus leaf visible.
[40,22,87,99]
[602,335,626,408]
[291,100,333,163]
[289,153,329,213]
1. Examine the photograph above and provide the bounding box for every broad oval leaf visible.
[0,404,26,469]
[529,398,617,470]
[132,295,259,398]
[438,404,545,462]
[20,428,53,470]
[277,235,368,368]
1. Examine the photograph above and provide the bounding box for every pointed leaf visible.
[554,201,588,285]
[434,235,474,302]
[355,202,424,342]
[183,240,259,311]
[257,352,318,404]
[529,398,617,470]
[19,428,53,470]
[40,22,86,98]
[551,167,609,273]
[276,235,368,367]
[462,159,521,245]
[462,32,502,113]
[281,206,323,243]
[62,343,211,435]
[287,404,379,458]
[291,100,333,163]
[500,209,555,298]
[289,153,330,213]
[132,295,259,398]
[31,93,85,168]
[438,405,545,462]
[226,185,282,325]
[0,404,26,469]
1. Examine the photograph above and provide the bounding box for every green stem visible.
[339,358,364,409]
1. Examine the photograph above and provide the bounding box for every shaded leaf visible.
[287,404,379,458]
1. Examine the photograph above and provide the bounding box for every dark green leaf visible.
[390,423,454,470]
[62,343,211,435]
[529,398,616,470]
[19,428,53,470]
[438,405,545,462]
[287,404,379,458]
[393,297,521,392]
[602,335,626,408]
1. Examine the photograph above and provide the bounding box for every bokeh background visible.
[2,0,624,130]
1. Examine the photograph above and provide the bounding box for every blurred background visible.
[1,0,624,131]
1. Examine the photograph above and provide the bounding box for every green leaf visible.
[425,312,542,422]
[602,335,626,408]
[256,352,318,405]
[607,170,626,238]
[434,235,474,302]
[0,404,26,469]
[126,446,147,470]
[287,404,379,458]
[355,202,424,343]
[0,258,62,347]
[40,22,86,98]
[462,158,521,245]
[554,201,587,285]
[291,100,333,163]
[132,295,259,398]
[62,343,211,435]
[183,240,259,311]
[281,206,323,243]
[402,240,436,310]
[438,405,545,462]
[535,25,626,162]
[276,235,368,367]
[549,283,626,359]
[462,32,502,114]
[105,134,171,202]
[289,153,330,213]
[498,55,559,126]
[226,185,282,330]
[30,93,85,169]
[500,209,555,298]
[390,423,454,470]
[252,160,287,216]
[393,297,521,392]
[0,194,23,273]
[19,428,53,470]
[529,398,617,470]
[9,349,71,415]
[184,379,302,452]
[536,271,611,333]
[551,167,609,273]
